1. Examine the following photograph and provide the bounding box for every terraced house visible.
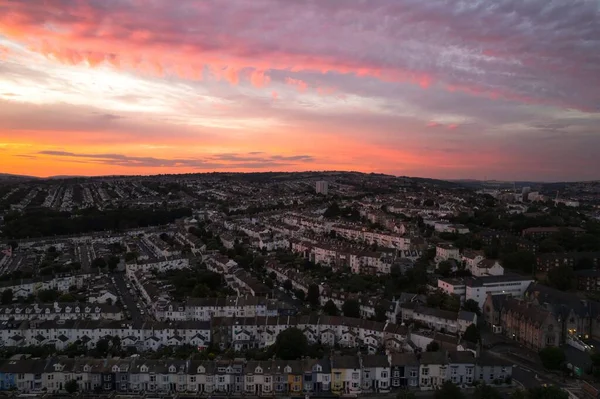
[0,352,512,394]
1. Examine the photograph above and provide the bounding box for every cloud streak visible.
[36,150,315,169]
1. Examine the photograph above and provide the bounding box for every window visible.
[410,370,417,378]
[218,377,225,383]
[352,372,359,380]
[150,376,156,382]
[381,372,387,378]
[393,371,400,378]
[422,368,429,376]
[246,376,254,383]
[265,377,271,383]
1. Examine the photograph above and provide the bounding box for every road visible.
[113,273,148,321]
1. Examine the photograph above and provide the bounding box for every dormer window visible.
[284,366,291,373]
[140,366,148,373]
[112,366,119,373]
[169,366,176,373]
[197,366,205,374]
[255,367,262,374]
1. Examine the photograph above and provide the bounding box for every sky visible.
[0,0,599,181]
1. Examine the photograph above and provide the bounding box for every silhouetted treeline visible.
[1,207,192,239]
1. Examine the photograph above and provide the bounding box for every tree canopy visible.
[273,327,308,360]
[342,299,361,318]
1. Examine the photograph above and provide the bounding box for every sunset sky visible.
[1,0,599,181]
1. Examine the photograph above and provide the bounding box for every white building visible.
[438,274,534,309]
[316,181,329,195]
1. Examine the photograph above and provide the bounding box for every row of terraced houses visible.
[0,351,512,394]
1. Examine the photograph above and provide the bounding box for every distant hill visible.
[0,173,39,182]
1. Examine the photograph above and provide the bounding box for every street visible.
[113,272,149,321]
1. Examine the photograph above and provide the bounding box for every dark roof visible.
[448,351,475,364]
[390,353,419,367]
[419,351,448,365]
[361,354,389,368]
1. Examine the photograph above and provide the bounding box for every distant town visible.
[0,172,600,399]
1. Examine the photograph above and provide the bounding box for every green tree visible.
[373,304,388,322]
[434,381,464,399]
[107,255,120,272]
[510,389,528,399]
[283,279,293,291]
[295,289,306,301]
[437,260,454,277]
[91,257,106,269]
[539,346,566,370]
[396,391,416,399]
[323,300,339,316]
[575,257,594,271]
[273,327,308,360]
[527,385,568,399]
[307,284,320,308]
[95,338,109,355]
[342,299,361,318]
[65,379,78,394]
[37,289,60,302]
[547,264,574,291]
[463,324,481,344]
[462,299,481,315]
[501,251,536,275]
[444,294,461,312]
[1,289,13,305]
[426,341,440,352]
[474,384,502,399]
[125,252,138,262]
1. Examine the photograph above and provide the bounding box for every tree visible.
[434,381,464,399]
[295,289,306,301]
[1,289,13,305]
[307,284,320,308]
[111,335,121,349]
[37,289,59,302]
[373,304,388,322]
[547,264,574,291]
[91,257,106,269]
[323,300,339,316]
[283,279,293,291]
[264,277,274,289]
[396,391,416,399]
[7,240,18,250]
[474,384,502,399]
[527,385,568,399]
[342,299,361,318]
[501,251,536,275]
[463,324,481,344]
[462,299,481,315]
[95,338,109,355]
[426,341,440,352]
[575,257,594,271]
[436,260,453,277]
[539,347,566,370]
[65,379,78,394]
[107,255,120,272]
[510,389,528,399]
[273,327,308,360]
[125,251,138,262]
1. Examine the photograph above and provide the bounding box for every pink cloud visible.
[271,91,278,100]
[285,77,308,92]
[250,69,271,88]
[427,121,440,128]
